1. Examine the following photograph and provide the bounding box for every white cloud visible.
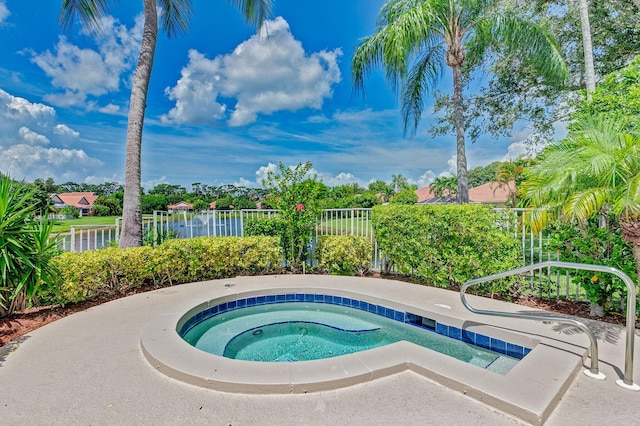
[54,124,80,138]
[163,16,341,126]
[0,144,103,182]
[0,89,104,183]
[417,170,436,187]
[19,127,49,145]
[234,177,256,188]
[142,176,168,190]
[31,15,143,108]
[255,162,278,184]
[0,88,55,128]
[502,141,529,161]
[99,103,121,114]
[85,173,122,185]
[320,172,359,187]
[0,1,9,25]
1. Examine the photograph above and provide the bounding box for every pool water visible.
[182,302,520,374]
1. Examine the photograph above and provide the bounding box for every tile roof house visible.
[414,181,516,207]
[168,201,193,213]
[51,192,99,216]
[468,181,516,207]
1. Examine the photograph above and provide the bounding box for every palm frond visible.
[352,0,442,97]
[489,12,568,87]
[229,0,273,30]
[58,0,112,32]
[158,0,192,38]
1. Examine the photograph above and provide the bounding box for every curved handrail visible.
[460,261,638,390]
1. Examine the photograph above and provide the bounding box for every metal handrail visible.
[460,261,638,390]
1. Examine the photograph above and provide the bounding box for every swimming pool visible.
[179,296,529,374]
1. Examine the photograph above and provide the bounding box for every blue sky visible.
[0,0,530,190]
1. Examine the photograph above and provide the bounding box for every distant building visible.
[51,192,98,216]
[168,201,193,213]
[414,181,516,207]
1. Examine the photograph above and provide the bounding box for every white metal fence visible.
[52,208,624,303]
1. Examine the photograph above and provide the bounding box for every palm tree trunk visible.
[119,0,158,248]
[577,0,596,97]
[452,63,469,203]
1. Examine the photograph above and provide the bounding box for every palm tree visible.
[59,0,272,248]
[430,175,457,198]
[536,0,595,95]
[576,0,596,96]
[520,118,640,279]
[352,0,568,203]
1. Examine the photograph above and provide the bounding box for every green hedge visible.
[50,236,282,305]
[316,235,372,276]
[372,204,521,290]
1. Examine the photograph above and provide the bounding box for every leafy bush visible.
[389,189,418,205]
[0,176,60,316]
[60,205,79,218]
[372,204,521,291]
[316,235,372,276]
[91,204,111,216]
[262,162,323,271]
[49,236,283,305]
[245,218,289,259]
[547,219,636,312]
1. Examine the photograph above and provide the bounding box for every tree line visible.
[13,160,521,217]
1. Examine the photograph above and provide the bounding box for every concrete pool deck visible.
[1,275,638,425]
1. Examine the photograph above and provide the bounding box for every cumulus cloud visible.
[19,127,49,145]
[98,103,121,114]
[54,124,80,138]
[417,170,436,187]
[0,88,55,128]
[31,15,143,108]
[320,172,359,187]
[0,88,105,183]
[0,144,103,182]
[163,16,341,126]
[0,1,9,25]
[142,176,168,190]
[502,141,530,161]
[245,163,361,188]
[255,162,278,184]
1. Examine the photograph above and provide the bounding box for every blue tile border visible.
[178,292,531,360]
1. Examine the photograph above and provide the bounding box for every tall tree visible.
[352,0,567,203]
[450,0,640,149]
[59,0,272,248]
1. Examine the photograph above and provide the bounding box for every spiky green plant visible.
[0,176,59,316]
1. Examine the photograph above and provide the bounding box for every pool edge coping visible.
[140,277,585,425]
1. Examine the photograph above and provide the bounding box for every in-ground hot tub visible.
[178,292,528,373]
[140,275,584,425]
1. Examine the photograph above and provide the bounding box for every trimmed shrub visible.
[316,235,373,276]
[372,204,521,291]
[50,246,154,304]
[49,236,283,305]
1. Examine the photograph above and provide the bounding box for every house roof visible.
[469,181,516,204]
[52,192,99,209]
[414,181,516,205]
[168,201,193,210]
[414,186,436,203]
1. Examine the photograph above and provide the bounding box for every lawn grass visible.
[316,217,372,237]
[51,216,120,234]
